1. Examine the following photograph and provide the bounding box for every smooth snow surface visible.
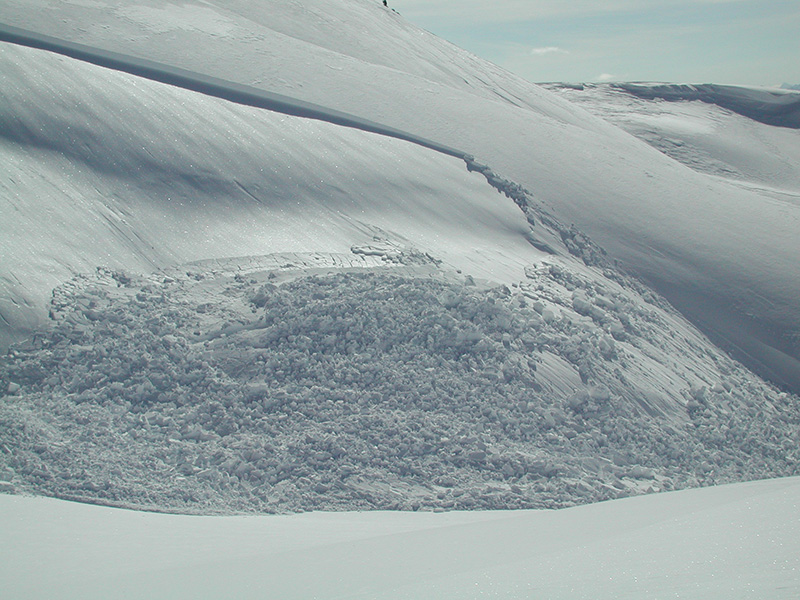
[3,476,800,599]
[0,23,466,159]
[1,0,799,390]
[544,82,800,205]
[614,83,800,129]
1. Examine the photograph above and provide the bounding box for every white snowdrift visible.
[2,476,799,599]
[1,0,798,390]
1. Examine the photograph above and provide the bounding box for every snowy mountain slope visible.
[0,40,541,347]
[0,22,465,159]
[1,0,798,390]
[0,4,797,594]
[541,82,800,388]
[5,259,797,512]
[1,41,798,513]
[3,476,800,599]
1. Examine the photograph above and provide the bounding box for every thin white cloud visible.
[595,73,617,82]
[530,46,568,56]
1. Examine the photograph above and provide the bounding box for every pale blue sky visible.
[390,0,800,86]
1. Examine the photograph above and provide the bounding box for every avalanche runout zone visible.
[1,261,797,513]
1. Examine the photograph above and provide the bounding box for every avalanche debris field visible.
[2,256,797,513]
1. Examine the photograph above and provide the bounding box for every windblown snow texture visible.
[614,83,800,129]
[0,23,466,159]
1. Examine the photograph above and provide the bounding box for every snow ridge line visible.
[0,23,466,159]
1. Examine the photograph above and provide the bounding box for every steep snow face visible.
[544,82,800,388]
[0,41,541,347]
[2,0,798,391]
[3,477,800,599]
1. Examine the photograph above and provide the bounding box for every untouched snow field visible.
[2,0,799,391]
[3,476,800,599]
[545,82,800,209]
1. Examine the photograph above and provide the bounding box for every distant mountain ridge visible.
[613,82,800,129]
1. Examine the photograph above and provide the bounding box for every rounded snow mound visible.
[1,263,797,513]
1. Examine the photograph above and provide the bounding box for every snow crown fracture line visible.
[0,23,540,219]
[0,23,467,160]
